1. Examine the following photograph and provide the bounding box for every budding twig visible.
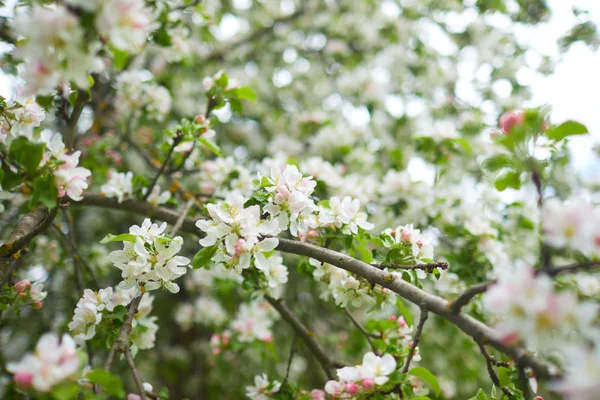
[124,346,146,400]
[104,294,144,371]
[476,341,512,397]
[372,261,449,272]
[344,308,380,355]
[143,132,183,201]
[402,309,428,373]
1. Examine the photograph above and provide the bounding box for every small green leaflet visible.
[100,233,138,244]
[546,120,588,141]
[192,244,219,269]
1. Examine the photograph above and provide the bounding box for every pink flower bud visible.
[311,389,326,400]
[127,394,142,400]
[194,114,207,124]
[32,301,43,310]
[344,382,359,395]
[307,230,318,238]
[234,238,246,255]
[14,280,31,293]
[389,315,397,321]
[14,371,33,388]
[278,186,291,199]
[498,110,525,134]
[401,229,412,242]
[533,397,544,400]
[360,378,375,391]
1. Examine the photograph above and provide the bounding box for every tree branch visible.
[124,345,146,400]
[476,341,512,397]
[344,309,380,355]
[76,195,198,234]
[279,334,298,393]
[265,295,345,380]
[402,309,428,373]
[274,238,554,380]
[52,223,99,289]
[143,133,182,201]
[448,282,492,313]
[372,261,449,272]
[104,294,144,371]
[0,205,58,280]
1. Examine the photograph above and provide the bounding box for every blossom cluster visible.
[541,196,600,257]
[108,218,191,293]
[175,296,228,331]
[68,286,157,352]
[318,196,374,235]
[13,279,47,310]
[0,97,45,141]
[380,224,435,265]
[483,266,598,349]
[324,352,398,397]
[6,333,81,392]
[246,374,282,400]
[114,71,172,122]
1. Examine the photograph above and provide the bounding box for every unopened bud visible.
[360,378,375,391]
[344,382,359,395]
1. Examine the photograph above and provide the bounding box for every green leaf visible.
[86,369,125,397]
[231,86,257,102]
[546,120,588,141]
[483,154,513,172]
[51,383,82,400]
[100,233,138,244]
[192,244,219,269]
[8,136,45,175]
[30,174,58,209]
[68,91,78,107]
[110,46,129,71]
[198,137,223,156]
[396,298,413,326]
[158,386,170,399]
[409,367,440,396]
[494,171,521,191]
[476,388,488,400]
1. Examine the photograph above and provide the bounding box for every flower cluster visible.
[230,300,278,344]
[310,259,376,308]
[324,352,398,397]
[174,296,228,331]
[68,286,157,352]
[541,197,600,257]
[0,97,45,141]
[7,333,81,392]
[41,132,92,201]
[13,279,47,310]
[381,224,435,265]
[483,266,598,349]
[114,71,172,122]
[108,219,191,293]
[196,192,280,274]
[246,374,282,400]
[318,196,374,235]
[101,169,134,203]
[262,164,318,236]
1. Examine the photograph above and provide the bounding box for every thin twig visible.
[143,133,183,201]
[517,363,531,399]
[170,198,195,237]
[372,261,449,272]
[104,294,144,371]
[279,334,298,393]
[476,341,512,397]
[402,309,428,373]
[66,90,89,151]
[448,282,492,313]
[124,346,146,399]
[265,296,345,380]
[344,309,380,355]
[170,0,200,12]
[52,223,99,289]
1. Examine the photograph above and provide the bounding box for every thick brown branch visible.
[265,295,344,380]
[76,195,197,233]
[402,309,428,373]
[372,261,449,272]
[0,205,58,280]
[274,238,554,380]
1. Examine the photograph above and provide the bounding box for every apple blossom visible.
[101,169,134,203]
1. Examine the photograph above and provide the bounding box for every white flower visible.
[101,169,134,203]
[54,151,92,201]
[542,197,600,256]
[254,253,289,291]
[7,333,80,392]
[552,345,600,400]
[319,196,374,234]
[142,185,171,205]
[246,374,281,400]
[231,301,277,343]
[95,0,151,52]
[109,219,190,293]
[358,352,397,385]
[68,288,114,344]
